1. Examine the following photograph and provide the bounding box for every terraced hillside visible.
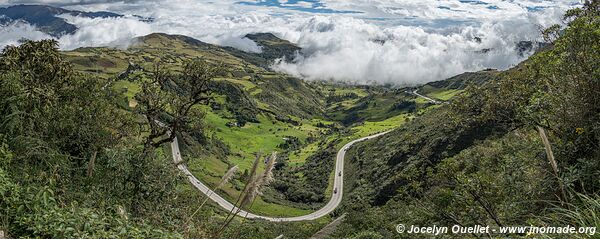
[62,32,469,216]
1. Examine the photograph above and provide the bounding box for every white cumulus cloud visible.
[0,21,52,47]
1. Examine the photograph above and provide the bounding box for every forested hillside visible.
[336,2,600,238]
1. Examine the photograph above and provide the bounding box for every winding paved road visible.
[411,90,442,104]
[171,132,388,222]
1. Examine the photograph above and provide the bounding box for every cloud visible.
[273,17,531,85]
[57,14,152,49]
[0,21,52,46]
[0,0,580,85]
[0,0,151,6]
[268,6,570,85]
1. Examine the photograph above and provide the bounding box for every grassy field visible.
[203,110,322,170]
[350,113,412,138]
[418,83,464,102]
[185,103,415,216]
[288,141,321,166]
[216,78,263,96]
[414,96,431,104]
[188,160,313,217]
[426,89,463,101]
[185,106,332,216]
[112,80,141,99]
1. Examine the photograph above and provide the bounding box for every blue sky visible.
[236,0,361,13]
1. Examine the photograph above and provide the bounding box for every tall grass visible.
[186,165,238,236]
[215,152,277,238]
[205,165,239,207]
[241,152,276,207]
[189,165,238,220]
[546,193,600,238]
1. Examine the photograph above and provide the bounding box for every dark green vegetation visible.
[416,70,498,102]
[0,40,182,238]
[269,142,339,208]
[336,2,600,238]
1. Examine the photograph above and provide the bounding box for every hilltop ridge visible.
[0,4,127,37]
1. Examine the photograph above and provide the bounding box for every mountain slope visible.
[245,33,302,63]
[334,3,600,237]
[66,32,325,120]
[0,5,125,37]
[61,32,446,217]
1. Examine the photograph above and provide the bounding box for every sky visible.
[0,0,582,85]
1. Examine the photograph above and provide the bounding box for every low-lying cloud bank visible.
[0,21,52,46]
[272,16,547,85]
[0,0,577,85]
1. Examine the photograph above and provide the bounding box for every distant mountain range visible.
[0,4,301,62]
[0,4,541,63]
[0,4,151,37]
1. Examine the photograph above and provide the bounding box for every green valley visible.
[59,32,445,219]
[1,2,599,239]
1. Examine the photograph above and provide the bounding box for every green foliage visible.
[344,107,503,208]
[135,59,217,150]
[425,130,551,227]
[350,231,384,239]
[254,76,325,119]
[209,80,260,124]
[335,3,600,237]
[549,194,600,235]
[421,71,498,92]
[329,89,414,125]
[0,40,126,176]
[270,143,338,205]
[524,1,600,194]
[0,40,189,238]
[0,38,338,238]
[451,1,600,193]
[4,6,598,237]
[326,91,359,104]
[0,41,120,145]
[0,140,181,238]
[3,184,180,238]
